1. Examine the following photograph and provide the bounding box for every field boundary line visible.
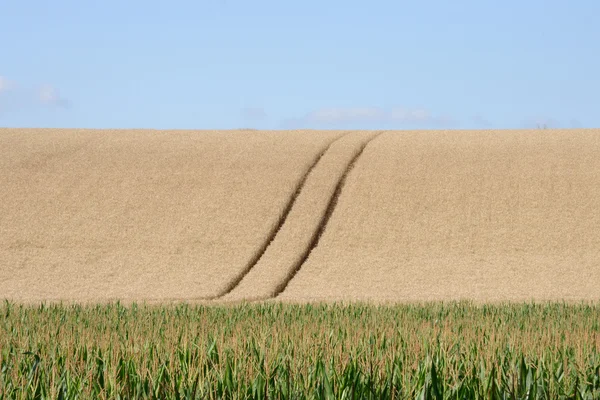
[272,131,386,298]
[208,130,353,299]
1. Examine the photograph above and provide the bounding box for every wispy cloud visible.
[241,106,267,121]
[307,107,385,123]
[282,106,456,128]
[38,84,70,108]
[522,116,586,129]
[0,76,13,93]
[0,76,70,113]
[521,116,561,129]
[472,114,492,128]
[389,107,447,124]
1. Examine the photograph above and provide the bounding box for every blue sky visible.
[1,0,598,130]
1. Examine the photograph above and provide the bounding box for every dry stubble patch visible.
[0,128,342,302]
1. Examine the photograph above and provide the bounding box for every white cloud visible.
[289,106,456,127]
[38,84,69,108]
[0,77,70,117]
[308,107,386,123]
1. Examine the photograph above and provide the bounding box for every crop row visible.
[1,301,599,399]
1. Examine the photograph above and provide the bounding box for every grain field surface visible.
[280,129,600,302]
[224,130,380,301]
[0,128,342,302]
[1,128,599,303]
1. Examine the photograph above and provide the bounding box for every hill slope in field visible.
[0,128,342,302]
[1,128,599,303]
[279,129,600,302]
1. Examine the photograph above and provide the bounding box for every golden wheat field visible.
[1,128,599,303]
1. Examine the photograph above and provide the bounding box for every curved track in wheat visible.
[0,128,341,302]
[1,128,599,303]
[224,131,382,301]
[279,129,600,303]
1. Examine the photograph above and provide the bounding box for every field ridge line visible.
[272,131,386,298]
[209,130,353,299]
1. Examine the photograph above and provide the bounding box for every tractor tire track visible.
[209,130,352,299]
[272,131,385,298]
[223,131,384,302]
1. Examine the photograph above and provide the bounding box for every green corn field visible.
[1,301,599,399]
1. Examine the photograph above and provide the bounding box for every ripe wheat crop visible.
[281,129,600,302]
[0,128,342,302]
[224,130,381,301]
[1,128,599,303]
